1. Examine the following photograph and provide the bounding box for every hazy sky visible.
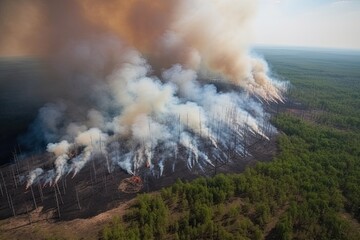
[254,0,360,49]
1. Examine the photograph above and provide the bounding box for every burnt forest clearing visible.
[1,47,359,240]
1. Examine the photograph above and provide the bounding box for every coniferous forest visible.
[100,49,360,240]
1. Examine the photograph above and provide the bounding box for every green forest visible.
[100,49,360,240]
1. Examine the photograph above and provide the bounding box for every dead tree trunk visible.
[105,155,111,174]
[30,185,37,209]
[25,203,32,225]
[64,176,67,189]
[38,184,44,203]
[1,171,15,216]
[55,183,64,205]
[9,190,16,217]
[13,150,20,177]
[62,178,66,195]
[12,166,17,189]
[75,187,81,210]
[54,188,61,218]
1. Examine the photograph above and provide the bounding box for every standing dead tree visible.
[55,183,64,205]
[11,165,18,189]
[75,186,81,210]
[30,185,37,209]
[90,136,98,183]
[1,171,15,216]
[38,183,44,203]
[62,178,67,195]
[13,149,20,177]
[54,187,61,218]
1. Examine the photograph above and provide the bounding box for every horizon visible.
[1,45,359,61]
[253,44,360,53]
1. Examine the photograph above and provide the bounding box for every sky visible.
[254,0,360,49]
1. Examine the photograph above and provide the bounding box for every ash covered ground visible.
[0,113,280,221]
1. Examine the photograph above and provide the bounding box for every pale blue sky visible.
[253,0,360,49]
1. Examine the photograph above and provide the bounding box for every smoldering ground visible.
[0,0,287,186]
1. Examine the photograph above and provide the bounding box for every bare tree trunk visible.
[62,178,66,195]
[75,187,81,210]
[1,171,15,216]
[9,190,16,217]
[105,155,111,174]
[55,183,64,205]
[54,188,61,218]
[12,166,17,189]
[13,150,20,177]
[38,184,44,203]
[30,185,37,209]
[25,203,32,225]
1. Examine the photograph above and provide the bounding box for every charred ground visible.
[0,113,278,221]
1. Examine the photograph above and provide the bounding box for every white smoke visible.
[47,140,72,157]
[23,0,287,188]
[26,168,44,189]
[25,48,285,187]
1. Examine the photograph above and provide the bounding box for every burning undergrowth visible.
[0,0,287,188]
[25,53,285,188]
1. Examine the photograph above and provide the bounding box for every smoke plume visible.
[0,0,287,186]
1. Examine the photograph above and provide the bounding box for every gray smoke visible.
[25,45,285,187]
[18,0,287,187]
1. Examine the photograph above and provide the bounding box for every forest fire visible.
[0,0,285,189]
[0,0,286,220]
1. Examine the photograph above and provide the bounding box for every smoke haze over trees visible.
[0,0,287,185]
